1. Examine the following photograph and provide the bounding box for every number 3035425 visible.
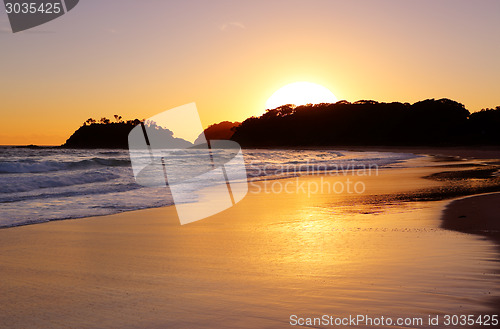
[5,2,62,14]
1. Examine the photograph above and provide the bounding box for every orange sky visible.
[1,0,499,145]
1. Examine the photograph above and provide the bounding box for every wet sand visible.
[0,156,499,328]
[441,192,500,318]
[442,193,500,240]
[339,146,500,161]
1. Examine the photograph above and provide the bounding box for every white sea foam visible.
[0,147,419,228]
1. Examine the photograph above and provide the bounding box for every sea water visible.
[0,147,417,228]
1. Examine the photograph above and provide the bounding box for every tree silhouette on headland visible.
[63,116,195,149]
[63,116,143,148]
[231,98,500,147]
[61,99,500,148]
[194,121,241,145]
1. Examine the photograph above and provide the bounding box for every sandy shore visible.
[0,155,499,328]
[441,192,500,317]
[336,146,500,161]
[442,192,500,243]
[252,146,500,161]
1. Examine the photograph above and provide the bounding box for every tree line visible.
[231,99,500,147]
[62,99,500,148]
[83,115,142,126]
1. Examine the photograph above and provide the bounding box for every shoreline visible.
[441,192,500,244]
[441,192,500,316]
[238,145,500,161]
[335,145,500,161]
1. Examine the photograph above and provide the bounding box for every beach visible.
[442,192,500,246]
[2,0,499,327]
[0,151,499,329]
[340,146,500,161]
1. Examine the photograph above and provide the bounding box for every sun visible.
[265,81,338,110]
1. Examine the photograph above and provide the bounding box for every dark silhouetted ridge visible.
[61,100,500,148]
[194,121,241,144]
[231,99,500,147]
[63,121,139,148]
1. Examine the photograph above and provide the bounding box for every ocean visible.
[0,147,418,228]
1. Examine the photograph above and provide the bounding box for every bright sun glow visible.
[265,81,338,110]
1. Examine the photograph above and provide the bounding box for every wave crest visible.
[0,157,131,174]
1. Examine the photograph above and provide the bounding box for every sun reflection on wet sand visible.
[0,157,498,328]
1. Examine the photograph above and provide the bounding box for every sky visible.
[1,0,499,145]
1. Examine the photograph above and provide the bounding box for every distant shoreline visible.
[1,145,60,148]
[241,145,500,161]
